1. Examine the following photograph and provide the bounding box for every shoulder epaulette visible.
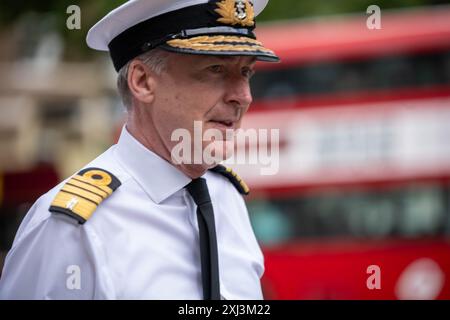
[49,167,121,224]
[209,164,250,195]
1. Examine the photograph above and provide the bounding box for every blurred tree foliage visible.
[0,0,448,59]
[258,0,449,20]
[0,0,126,60]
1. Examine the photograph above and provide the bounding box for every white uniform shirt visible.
[0,126,264,299]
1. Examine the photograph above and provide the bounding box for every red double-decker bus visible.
[234,6,450,299]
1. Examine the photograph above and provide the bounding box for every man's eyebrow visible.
[205,56,257,64]
[248,57,257,65]
[243,57,257,64]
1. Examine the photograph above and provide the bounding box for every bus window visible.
[250,49,450,101]
[248,183,449,245]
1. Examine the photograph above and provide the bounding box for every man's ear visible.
[127,60,157,105]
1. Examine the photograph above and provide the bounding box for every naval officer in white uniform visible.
[0,0,279,299]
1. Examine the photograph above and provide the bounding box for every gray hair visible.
[117,48,170,110]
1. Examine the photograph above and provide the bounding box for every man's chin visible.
[202,140,235,165]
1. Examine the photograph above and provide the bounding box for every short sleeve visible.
[0,204,110,299]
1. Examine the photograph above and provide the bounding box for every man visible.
[0,0,279,299]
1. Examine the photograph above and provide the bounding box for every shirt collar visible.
[114,125,191,204]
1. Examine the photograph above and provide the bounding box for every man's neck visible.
[125,120,208,179]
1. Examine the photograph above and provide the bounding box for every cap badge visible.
[215,0,255,27]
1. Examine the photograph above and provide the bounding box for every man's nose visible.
[224,78,253,109]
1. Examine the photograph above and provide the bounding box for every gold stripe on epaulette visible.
[225,167,250,194]
[61,184,103,204]
[66,178,109,198]
[51,191,98,221]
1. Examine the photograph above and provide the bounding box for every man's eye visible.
[208,65,225,73]
[242,68,255,79]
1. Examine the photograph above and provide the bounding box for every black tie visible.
[186,178,221,300]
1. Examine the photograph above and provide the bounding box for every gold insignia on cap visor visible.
[215,0,255,27]
[166,35,275,55]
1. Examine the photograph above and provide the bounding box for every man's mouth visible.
[208,120,235,129]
